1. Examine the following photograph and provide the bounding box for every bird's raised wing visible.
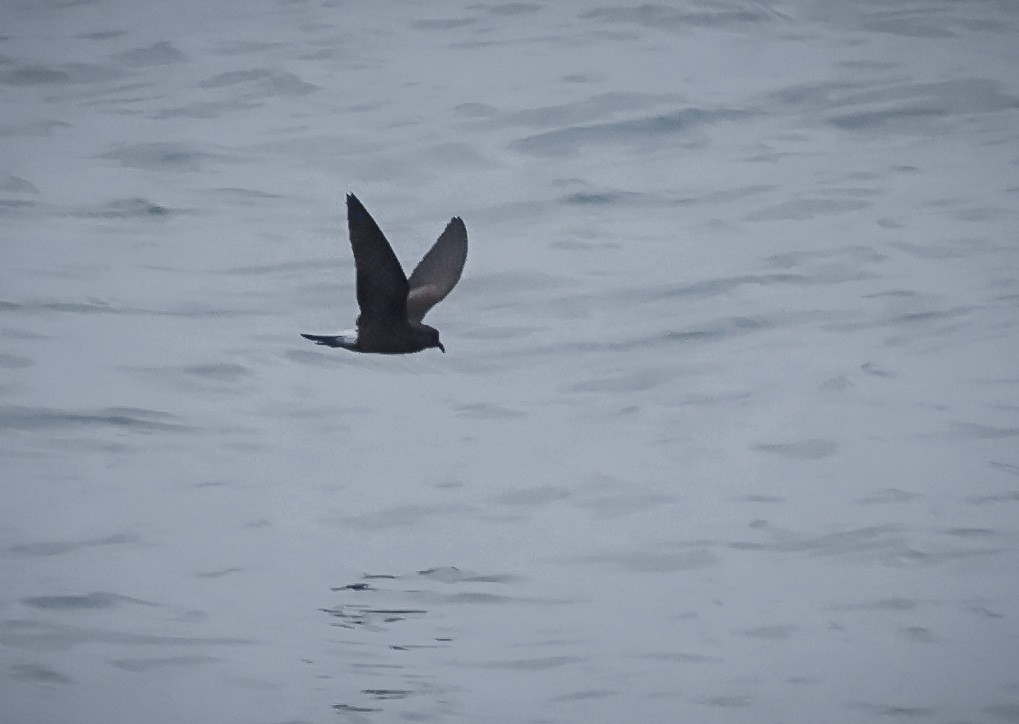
[406,216,467,323]
[346,193,408,324]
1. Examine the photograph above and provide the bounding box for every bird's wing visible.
[346,193,408,324]
[406,216,467,322]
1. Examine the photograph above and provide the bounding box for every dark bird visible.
[301,193,467,354]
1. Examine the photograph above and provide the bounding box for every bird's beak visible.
[438,343,446,353]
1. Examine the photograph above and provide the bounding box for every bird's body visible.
[302,194,467,354]
[301,322,437,354]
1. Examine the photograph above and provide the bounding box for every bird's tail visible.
[301,332,356,349]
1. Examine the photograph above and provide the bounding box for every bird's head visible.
[417,324,445,353]
[430,329,446,354]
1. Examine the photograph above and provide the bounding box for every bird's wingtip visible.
[347,193,370,219]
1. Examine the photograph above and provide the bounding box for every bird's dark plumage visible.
[301,194,468,354]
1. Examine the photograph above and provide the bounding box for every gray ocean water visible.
[2,1,1019,722]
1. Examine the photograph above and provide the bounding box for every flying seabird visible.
[301,193,468,354]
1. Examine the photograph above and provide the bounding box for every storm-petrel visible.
[301,194,468,354]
